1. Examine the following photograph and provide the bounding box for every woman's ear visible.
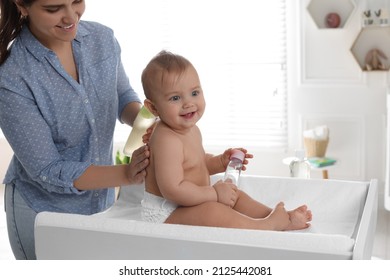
[15,1,28,17]
[144,99,158,117]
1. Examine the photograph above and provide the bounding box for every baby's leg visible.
[232,191,312,230]
[233,190,273,218]
[165,201,291,231]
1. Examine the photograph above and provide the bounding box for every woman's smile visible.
[56,22,77,32]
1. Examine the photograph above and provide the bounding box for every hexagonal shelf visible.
[351,26,390,71]
[307,0,356,29]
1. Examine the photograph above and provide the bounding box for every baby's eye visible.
[169,96,180,101]
[191,90,199,96]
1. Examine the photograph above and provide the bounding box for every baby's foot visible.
[265,202,291,231]
[286,205,312,230]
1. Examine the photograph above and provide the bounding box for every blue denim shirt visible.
[0,21,141,214]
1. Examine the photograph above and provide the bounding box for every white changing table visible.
[34,175,378,260]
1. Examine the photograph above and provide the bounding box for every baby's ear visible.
[144,99,158,117]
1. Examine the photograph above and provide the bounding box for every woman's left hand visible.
[126,145,150,184]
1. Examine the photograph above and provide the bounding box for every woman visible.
[0,0,149,259]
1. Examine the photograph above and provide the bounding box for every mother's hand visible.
[142,122,157,145]
[126,145,150,184]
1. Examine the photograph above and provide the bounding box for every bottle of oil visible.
[223,149,245,187]
[123,106,156,156]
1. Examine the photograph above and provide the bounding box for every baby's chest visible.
[182,143,207,171]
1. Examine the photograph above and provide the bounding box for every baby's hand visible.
[213,180,238,208]
[221,148,253,171]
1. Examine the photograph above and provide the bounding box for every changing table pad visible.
[35,175,377,259]
[93,175,368,255]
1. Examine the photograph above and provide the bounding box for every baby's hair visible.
[142,50,193,99]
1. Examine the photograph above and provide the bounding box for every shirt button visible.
[94,192,99,197]
[41,176,47,181]
[95,157,100,162]
[91,119,95,123]
[84,99,89,104]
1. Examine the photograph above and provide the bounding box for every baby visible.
[141,50,312,231]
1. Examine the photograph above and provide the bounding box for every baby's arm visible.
[205,153,225,175]
[152,130,218,206]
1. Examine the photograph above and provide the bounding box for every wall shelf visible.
[350,26,390,71]
[307,0,356,29]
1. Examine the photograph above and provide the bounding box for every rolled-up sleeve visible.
[114,39,141,121]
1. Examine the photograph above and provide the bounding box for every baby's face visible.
[152,65,206,132]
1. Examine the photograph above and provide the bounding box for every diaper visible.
[141,191,178,223]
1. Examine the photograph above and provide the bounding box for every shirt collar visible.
[19,21,90,62]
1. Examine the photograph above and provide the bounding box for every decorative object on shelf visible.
[378,8,390,25]
[352,0,390,71]
[362,0,390,27]
[303,125,329,158]
[350,26,390,71]
[325,12,341,28]
[307,0,356,29]
[364,48,388,71]
[362,9,374,26]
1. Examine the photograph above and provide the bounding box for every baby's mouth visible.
[181,112,196,119]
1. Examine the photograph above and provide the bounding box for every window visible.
[79,0,287,150]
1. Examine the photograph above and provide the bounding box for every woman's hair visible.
[141,50,192,99]
[0,0,34,65]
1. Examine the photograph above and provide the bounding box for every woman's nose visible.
[63,7,78,23]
